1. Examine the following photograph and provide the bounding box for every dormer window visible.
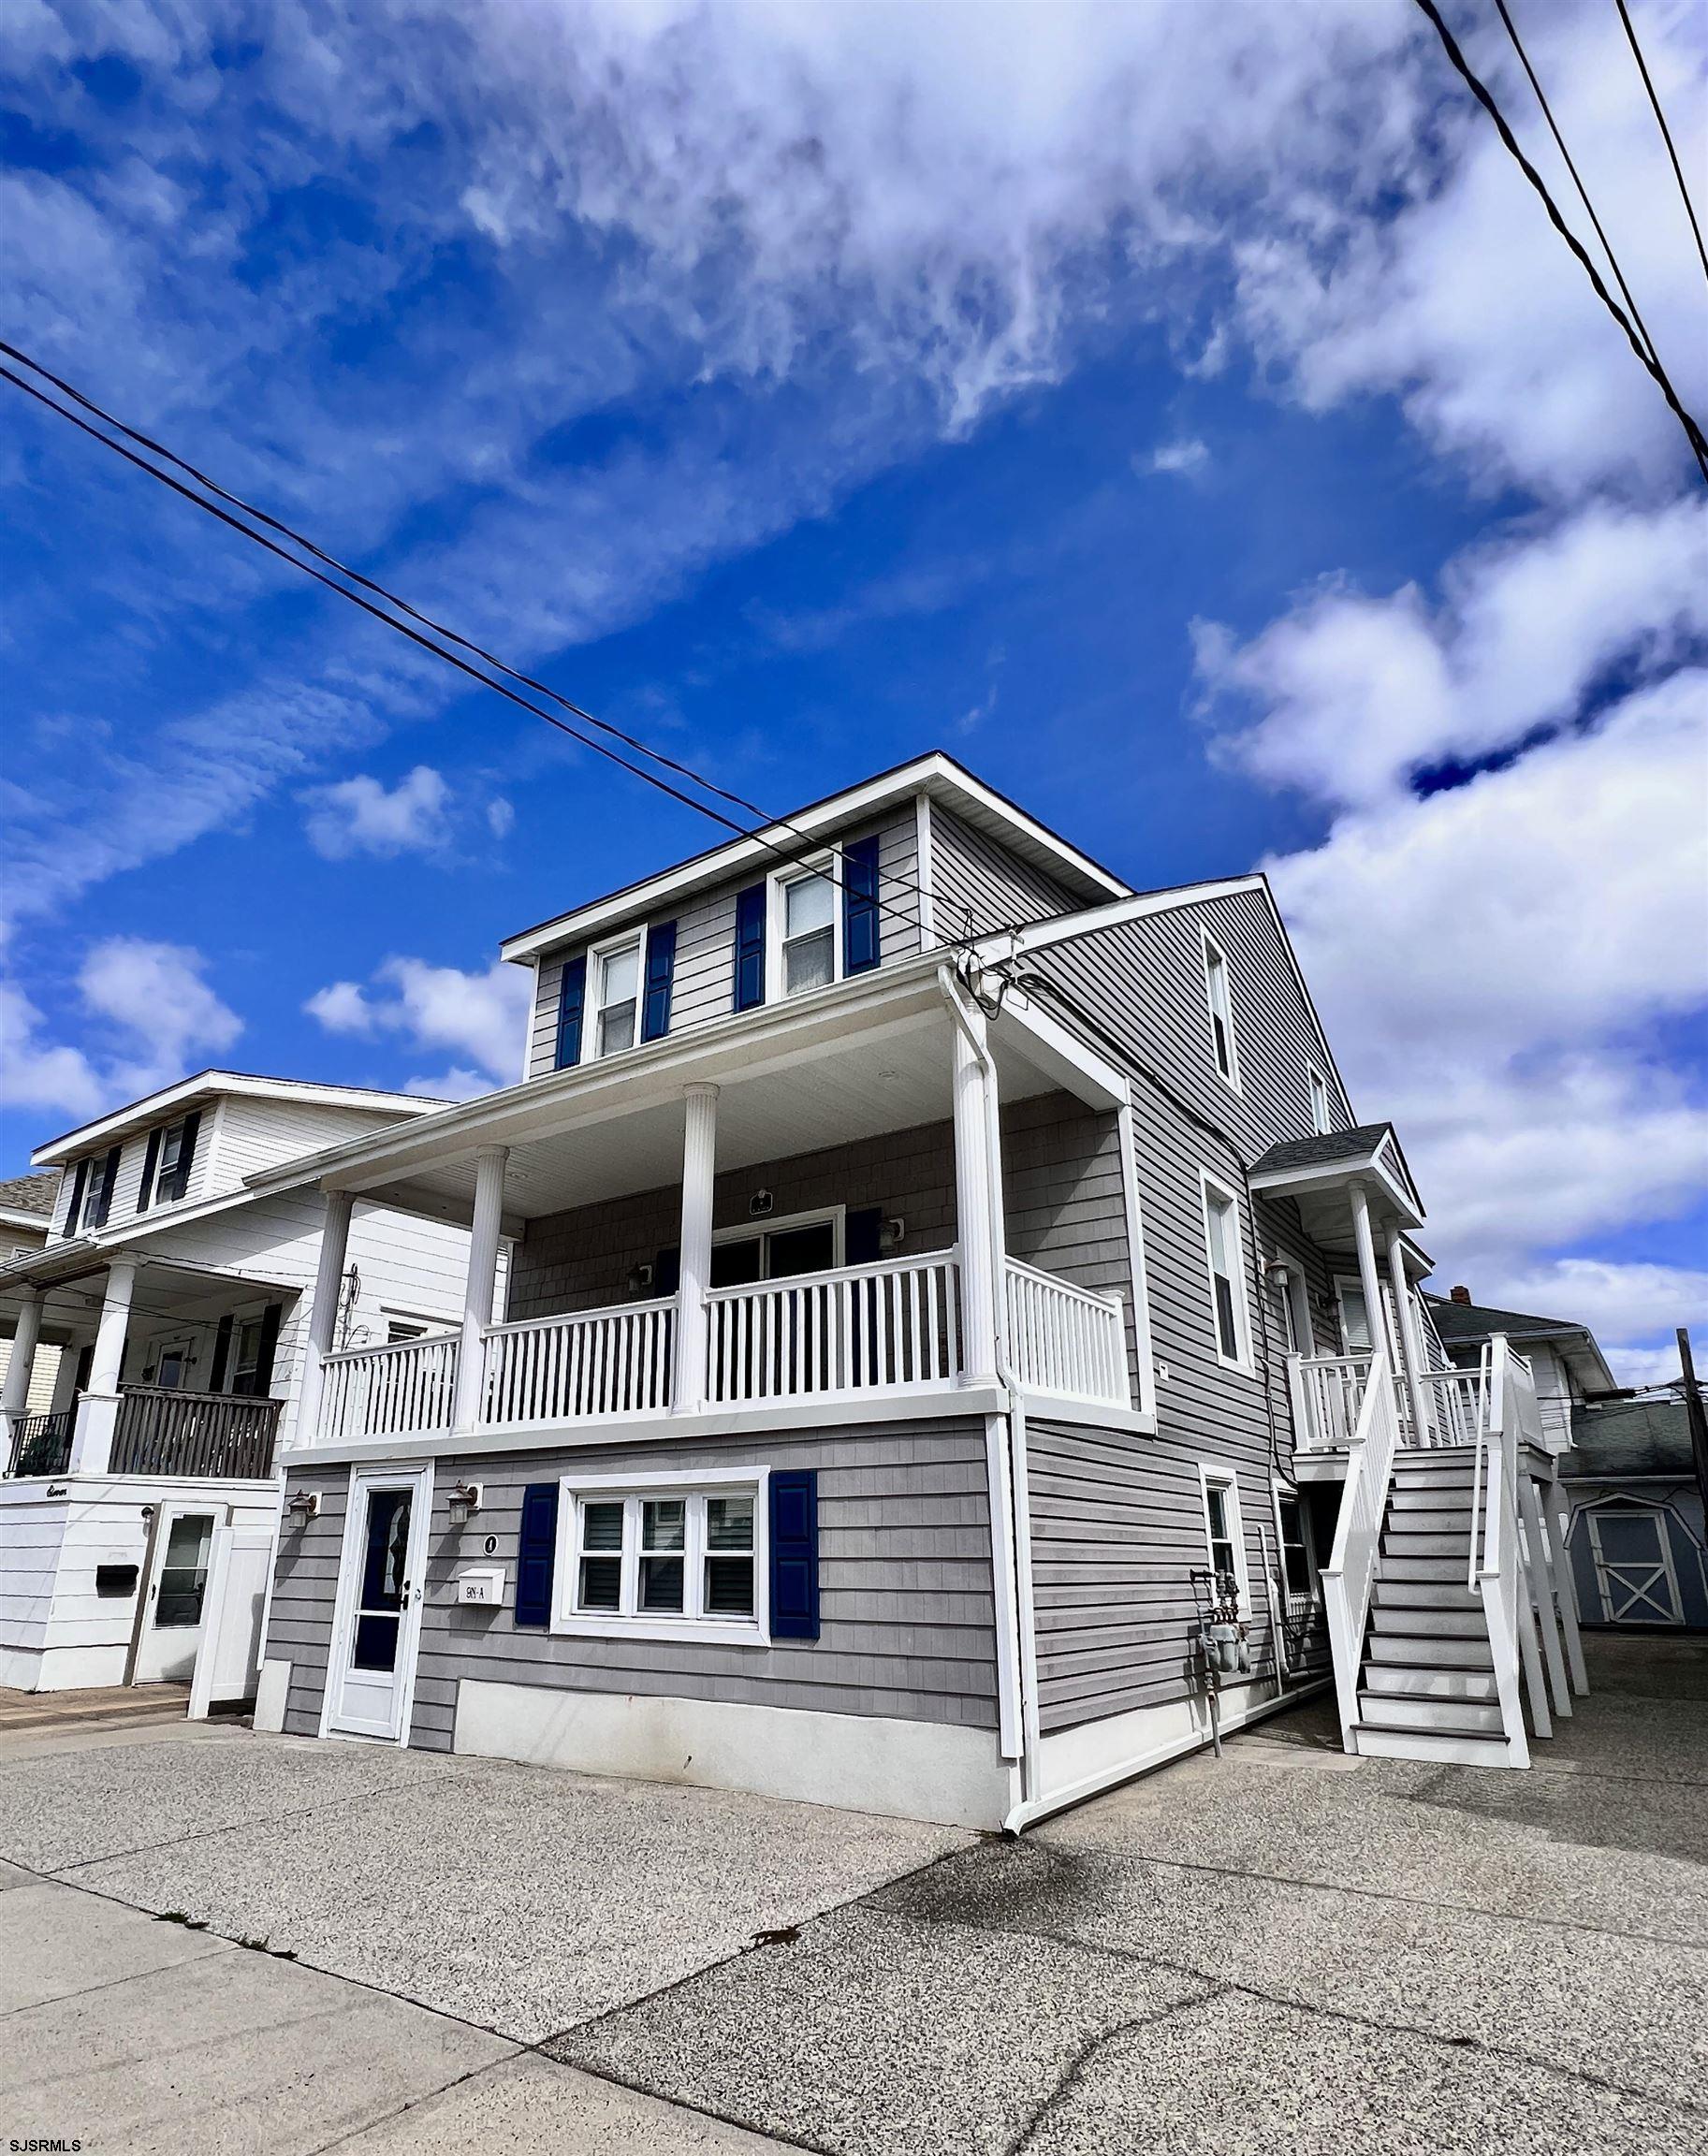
[781,866,836,996]
[141,1112,200,1210]
[593,936,642,1058]
[67,1145,120,1234]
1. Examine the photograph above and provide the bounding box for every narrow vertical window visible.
[1308,1065,1331,1136]
[1203,1180,1246,1365]
[1203,933,1239,1089]
[781,868,836,994]
[592,936,642,1058]
[1277,1493,1313,1599]
[1199,1468,1248,1614]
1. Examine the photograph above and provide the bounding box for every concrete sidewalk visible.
[2,1633,1704,2153]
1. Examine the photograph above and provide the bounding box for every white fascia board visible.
[498,755,1130,965]
[0,1207,51,1235]
[1247,1151,1423,1231]
[247,953,951,1198]
[31,1070,441,1167]
[973,877,1265,965]
[991,989,1128,1110]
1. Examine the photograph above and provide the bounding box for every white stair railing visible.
[1320,1343,1402,1752]
[481,1299,676,1425]
[1290,1352,1371,1451]
[318,1331,460,1443]
[705,1249,963,1406]
[1419,1365,1486,1447]
[1002,1259,1130,1408]
[1470,1335,1534,1766]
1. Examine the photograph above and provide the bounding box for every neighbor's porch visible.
[285,966,1148,1453]
[0,1254,290,1483]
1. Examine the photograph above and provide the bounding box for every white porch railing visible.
[1289,1353,1371,1452]
[1319,1344,1402,1752]
[1003,1259,1129,1409]
[319,1330,460,1443]
[1420,1365,1486,1447]
[704,1249,963,1406]
[481,1299,676,1425]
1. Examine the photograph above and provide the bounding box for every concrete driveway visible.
[2,1634,1704,2153]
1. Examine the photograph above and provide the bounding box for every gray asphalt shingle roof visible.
[1248,1123,1394,1177]
[0,1171,58,1218]
[1426,1296,1584,1345]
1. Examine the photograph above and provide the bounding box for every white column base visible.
[68,1393,119,1476]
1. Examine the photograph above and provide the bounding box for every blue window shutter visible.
[734,884,766,1012]
[653,1246,680,1297]
[516,1483,560,1627]
[138,1128,161,1214]
[769,1470,819,1640]
[641,920,678,1042]
[554,956,587,1070]
[843,835,882,975]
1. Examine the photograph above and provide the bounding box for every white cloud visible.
[1145,438,1209,478]
[0,980,105,1122]
[403,1065,498,1102]
[486,798,515,840]
[301,765,452,860]
[1601,1344,1694,1391]
[1467,1258,1708,1352]
[305,955,530,1085]
[78,937,242,1071]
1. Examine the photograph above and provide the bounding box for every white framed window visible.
[1198,1464,1250,1615]
[1307,1064,1332,1137]
[553,1468,769,1645]
[770,853,841,999]
[152,1118,193,1204]
[590,930,645,1060]
[1201,929,1240,1092]
[1274,1485,1316,1603]
[1200,1173,1251,1371]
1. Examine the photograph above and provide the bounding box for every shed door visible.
[1587,1507,1683,1625]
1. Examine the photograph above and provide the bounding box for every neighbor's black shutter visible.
[641,920,678,1042]
[65,1159,89,1237]
[843,835,882,975]
[844,1207,884,1267]
[554,956,587,1070]
[138,1128,162,1213]
[93,1145,120,1228]
[516,1483,560,1627]
[209,1315,234,1392]
[169,1112,201,1201]
[733,883,766,1012]
[769,1470,820,1640]
[253,1303,284,1395]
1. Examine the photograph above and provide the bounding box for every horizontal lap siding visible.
[408,1420,999,1751]
[928,805,1074,940]
[268,1473,349,1736]
[526,809,927,1080]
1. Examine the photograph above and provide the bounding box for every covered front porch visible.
[0,1253,290,1483]
[275,962,1148,1454]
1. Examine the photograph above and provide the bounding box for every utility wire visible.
[1614,0,1708,285]
[1492,0,1665,366]
[1409,0,1708,484]
[0,347,938,943]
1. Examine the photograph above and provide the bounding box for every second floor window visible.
[781,867,836,995]
[1308,1065,1331,1136]
[1203,1178,1247,1367]
[1203,932,1240,1090]
[142,1112,200,1209]
[593,937,641,1058]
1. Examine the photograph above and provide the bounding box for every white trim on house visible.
[914,792,937,949]
[583,924,649,1065]
[497,752,1129,967]
[33,1072,441,1167]
[552,1464,770,1647]
[1200,1171,1252,1374]
[319,1461,434,1746]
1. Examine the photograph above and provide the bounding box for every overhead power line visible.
[1409,0,1708,486]
[1614,0,1708,287]
[0,342,940,944]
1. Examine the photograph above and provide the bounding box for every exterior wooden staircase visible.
[1322,1337,1587,1770]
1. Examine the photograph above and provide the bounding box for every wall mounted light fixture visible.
[446,1479,483,1528]
[285,1489,320,1524]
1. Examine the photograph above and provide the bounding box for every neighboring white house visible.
[0,1173,62,1418]
[1427,1289,1618,1452]
[0,1072,482,1693]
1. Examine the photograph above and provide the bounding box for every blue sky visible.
[2,1,1704,1378]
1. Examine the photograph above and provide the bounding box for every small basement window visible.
[557,1476,766,1643]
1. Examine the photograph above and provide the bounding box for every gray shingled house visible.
[249,753,1587,1827]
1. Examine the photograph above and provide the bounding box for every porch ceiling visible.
[0,1257,299,1347]
[356,1002,1074,1226]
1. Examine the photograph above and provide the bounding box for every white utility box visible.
[452,1566,506,1607]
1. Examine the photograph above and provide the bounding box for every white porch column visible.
[69,1257,137,1476]
[452,1148,509,1433]
[1385,1230,1432,1445]
[1348,1183,1386,1371]
[0,1286,42,1438]
[293,1188,355,1449]
[674,1085,718,1412]
[953,1012,1000,1385]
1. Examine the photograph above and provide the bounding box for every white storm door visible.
[134,1505,225,1684]
[326,1465,432,1741]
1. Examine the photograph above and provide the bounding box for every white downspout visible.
[939,963,1041,1828]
